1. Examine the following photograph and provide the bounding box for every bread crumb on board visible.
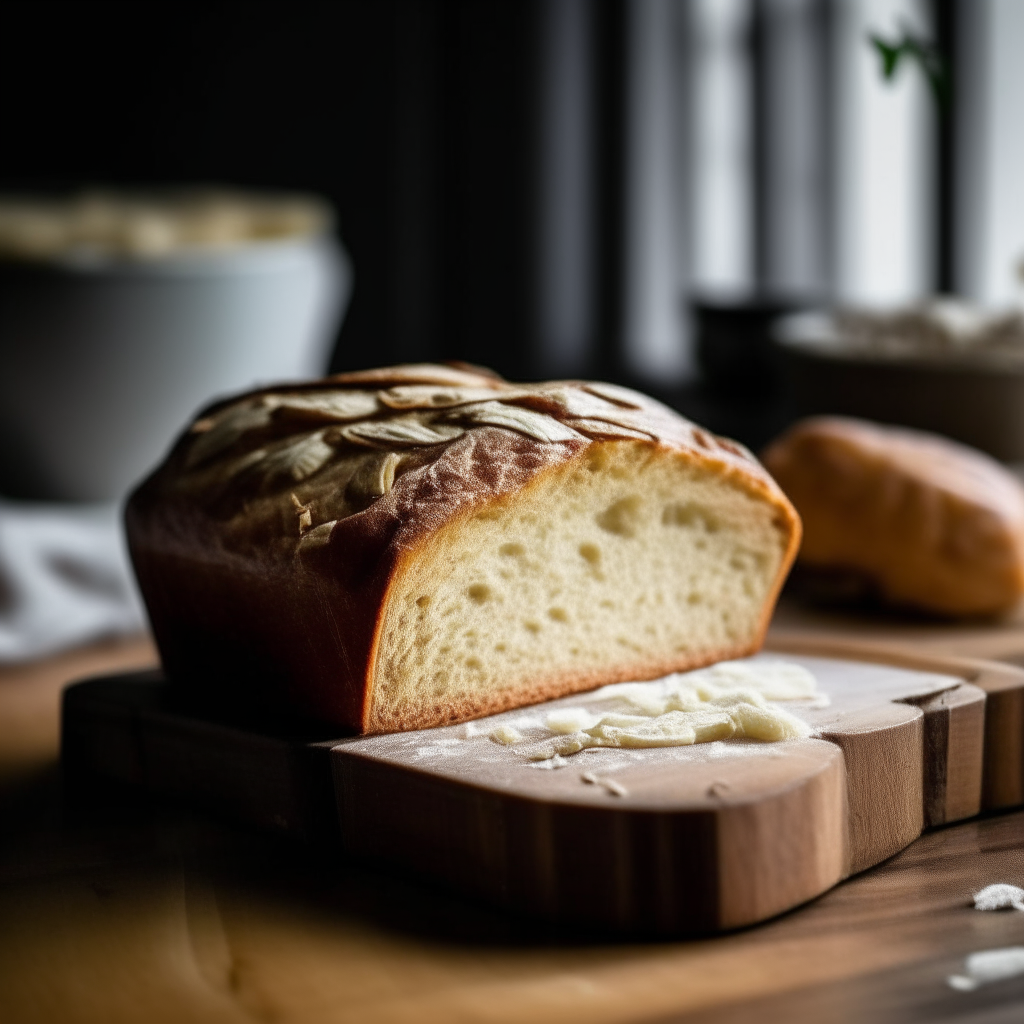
[581,772,628,797]
[973,883,1024,911]
[489,724,525,746]
[485,659,821,761]
[948,947,1024,991]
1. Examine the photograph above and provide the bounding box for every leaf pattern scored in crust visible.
[168,365,776,562]
[179,368,673,507]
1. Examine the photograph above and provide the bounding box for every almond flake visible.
[567,418,655,441]
[186,401,274,467]
[343,418,465,447]
[296,519,337,553]
[527,386,626,418]
[377,385,511,410]
[259,431,335,484]
[331,364,500,389]
[454,402,584,443]
[221,447,270,480]
[272,390,379,422]
[582,382,645,409]
[347,451,404,502]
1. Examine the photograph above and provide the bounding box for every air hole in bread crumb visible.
[596,495,642,537]
[579,542,601,565]
[663,502,720,532]
[466,657,482,670]
[688,592,702,605]
[525,621,541,634]
[468,584,491,603]
[416,595,431,608]
[548,607,568,622]
[499,542,525,556]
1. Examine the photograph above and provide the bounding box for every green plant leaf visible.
[868,26,950,112]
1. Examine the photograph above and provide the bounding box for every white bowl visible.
[0,234,350,501]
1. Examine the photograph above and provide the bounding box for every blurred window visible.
[619,0,1024,384]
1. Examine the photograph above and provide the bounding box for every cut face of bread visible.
[373,441,793,731]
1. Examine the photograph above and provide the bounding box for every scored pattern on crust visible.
[172,364,765,551]
[183,373,654,471]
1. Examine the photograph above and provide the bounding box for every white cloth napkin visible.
[0,500,146,662]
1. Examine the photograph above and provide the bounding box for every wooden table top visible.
[5,618,1024,1022]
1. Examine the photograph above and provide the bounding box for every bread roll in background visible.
[127,363,800,732]
[762,417,1024,618]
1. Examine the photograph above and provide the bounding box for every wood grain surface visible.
[0,634,156,788]
[766,632,1024,814]
[770,594,1024,664]
[8,627,1024,1021]
[62,644,1024,935]
[905,683,987,826]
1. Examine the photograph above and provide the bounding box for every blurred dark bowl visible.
[693,297,809,397]
[775,311,1024,462]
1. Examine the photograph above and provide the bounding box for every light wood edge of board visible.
[813,703,923,876]
[766,635,1020,817]
[331,738,849,935]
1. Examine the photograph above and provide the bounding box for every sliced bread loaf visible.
[127,364,800,731]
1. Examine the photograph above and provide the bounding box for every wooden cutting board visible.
[769,595,1024,664]
[61,637,1024,936]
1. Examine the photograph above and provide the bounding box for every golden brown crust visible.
[127,364,799,731]
[762,416,1024,617]
[366,637,762,732]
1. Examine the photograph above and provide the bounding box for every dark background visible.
[0,0,961,452]
[0,1,627,382]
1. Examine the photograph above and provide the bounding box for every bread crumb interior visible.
[372,441,789,730]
